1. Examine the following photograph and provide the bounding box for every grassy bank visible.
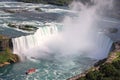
[0,48,19,67]
[0,49,18,63]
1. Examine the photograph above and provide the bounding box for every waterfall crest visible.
[88,33,113,59]
[12,25,113,60]
[12,26,59,55]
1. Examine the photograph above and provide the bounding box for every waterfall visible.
[88,33,113,59]
[12,26,60,55]
[12,24,113,60]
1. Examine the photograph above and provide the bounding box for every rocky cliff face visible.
[0,35,19,67]
[0,35,10,51]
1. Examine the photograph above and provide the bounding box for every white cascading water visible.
[12,25,59,55]
[12,25,113,60]
[12,0,114,60]
[88,33,113,59]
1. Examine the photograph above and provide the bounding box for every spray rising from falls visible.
[12,0,113,60]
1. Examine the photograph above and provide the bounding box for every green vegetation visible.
[0,35,19,67]
[0,48,19,64]
[113,52,120,61]
[86,71,103,80]
[77,52,120,80]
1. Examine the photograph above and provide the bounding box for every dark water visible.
[0,0,16,2]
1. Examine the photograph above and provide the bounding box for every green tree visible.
[102,77,112,80]
[112,60,120,69]
[86,70,103,80]
[99,63,117,77]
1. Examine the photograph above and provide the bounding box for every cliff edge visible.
[0,35,19,67]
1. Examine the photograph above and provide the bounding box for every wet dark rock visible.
[108,28,118,33]
[8,23,38,31]
[0,35,9,51]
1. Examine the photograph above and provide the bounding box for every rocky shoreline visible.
[0,54,19,67]
[67,41,120,80]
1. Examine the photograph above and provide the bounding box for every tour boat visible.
[26,68,36,75]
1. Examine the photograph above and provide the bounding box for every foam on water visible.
[41,8,72,13]
[0,0,115,80]
[12,24,61,55]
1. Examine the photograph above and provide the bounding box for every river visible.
[0,1,119,80]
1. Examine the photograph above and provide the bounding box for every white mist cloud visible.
[39,0,113,59]
[25,0,113,60]
[51,2,96,53]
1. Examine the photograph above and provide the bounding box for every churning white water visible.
[12,0,113,60]
[12,25,60,53]
[0,0,117,80]
[12,25,113,60]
